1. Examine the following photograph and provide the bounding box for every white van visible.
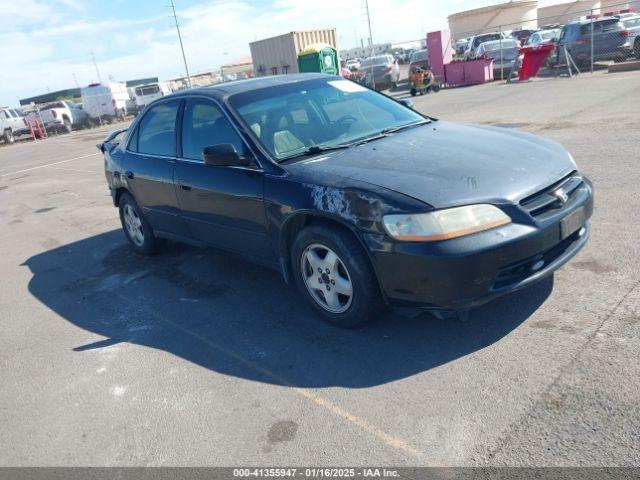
[81,82,130,120]
[134,82,171,111]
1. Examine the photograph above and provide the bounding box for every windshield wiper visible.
[279,143,352,161]
[379,119,430,135]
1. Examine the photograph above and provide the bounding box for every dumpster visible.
[297,43,339,75]
[519,44,555,81]
[444,59,493,86]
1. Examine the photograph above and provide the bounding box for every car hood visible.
[285,121,575,209]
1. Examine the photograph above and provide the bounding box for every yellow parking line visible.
[45,253,426,460]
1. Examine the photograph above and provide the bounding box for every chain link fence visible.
[386,0,638,85]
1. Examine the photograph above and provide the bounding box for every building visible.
[166,58,253,91]
[19,88,81,106]
[448,0,538,39]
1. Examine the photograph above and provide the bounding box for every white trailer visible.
[81,82,130,121]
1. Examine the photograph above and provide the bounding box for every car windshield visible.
[229,78,427,161]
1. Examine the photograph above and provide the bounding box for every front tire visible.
[3,129,15,144]
[118,193,162,255]
[291,224,382,328]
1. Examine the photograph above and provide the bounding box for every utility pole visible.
[364,0,375,89]
[72,73,80,89]
[90,50,102,84]
[170,0,192,88]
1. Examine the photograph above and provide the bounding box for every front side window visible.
[137,100,179,156]
[230,78,424,161]
[181,100,244,161]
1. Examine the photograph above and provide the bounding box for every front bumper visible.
[365,179,593,310]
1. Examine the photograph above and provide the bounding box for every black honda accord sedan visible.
[100,73,593,327]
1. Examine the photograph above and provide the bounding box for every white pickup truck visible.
[39,101,89,133]
[0,107,30,144]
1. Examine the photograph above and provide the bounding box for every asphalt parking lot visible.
[1,71,639,467]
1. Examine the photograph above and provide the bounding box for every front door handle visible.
[125,171,134,179]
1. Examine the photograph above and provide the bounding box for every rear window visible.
[481,39,519,50]
[410,50,429,62]
[581,19,622,35]
[359,56,390,68]
[474,34,501,47]
[135,85,161,96]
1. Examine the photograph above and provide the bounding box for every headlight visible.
[382,204,511,242]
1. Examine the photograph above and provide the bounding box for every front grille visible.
[520,171,583,219]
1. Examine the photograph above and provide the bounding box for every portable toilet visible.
[297,43,339,75]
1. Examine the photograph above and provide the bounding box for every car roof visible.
[566,15,621,26]
[170,73,330,100]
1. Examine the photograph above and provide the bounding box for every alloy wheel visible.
[123,204,144,246]
[301,243,353,314]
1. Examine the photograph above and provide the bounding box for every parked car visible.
[526,28,561,47]
[454,38,469,56]
[510,29,537,45]
[345,58,361,71]
[556,17,631,67]
[0,107,29,143]
[39,100,88,133]
[465,32,505,59]
[476,39,521,79]
[408,49,429,78]
[134,82,172,112]
[620,15,640,59]
[81,82,130,122]
[357,55,400,90]
[100,73,593,328]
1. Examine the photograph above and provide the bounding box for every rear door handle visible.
[125,171,134,179]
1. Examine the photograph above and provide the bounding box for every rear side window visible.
[181,100,244,161]
[137,101,179,156]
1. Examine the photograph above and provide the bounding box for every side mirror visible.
[203,144,250,167]
[398,98,414,109]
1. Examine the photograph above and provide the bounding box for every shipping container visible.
[249,29,339,76]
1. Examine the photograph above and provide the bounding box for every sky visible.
[1,0,555,106]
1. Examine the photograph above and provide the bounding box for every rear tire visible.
[62,117,72,133]
[635,39,640,60]
[3,129,15,144]
[410,88,417,96]
[118,193,162,255]
[291,223,383,328]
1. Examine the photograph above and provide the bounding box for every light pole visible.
[365,0,375,89]
[170,0,192,88]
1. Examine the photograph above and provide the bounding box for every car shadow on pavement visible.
[24,229,553,388]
